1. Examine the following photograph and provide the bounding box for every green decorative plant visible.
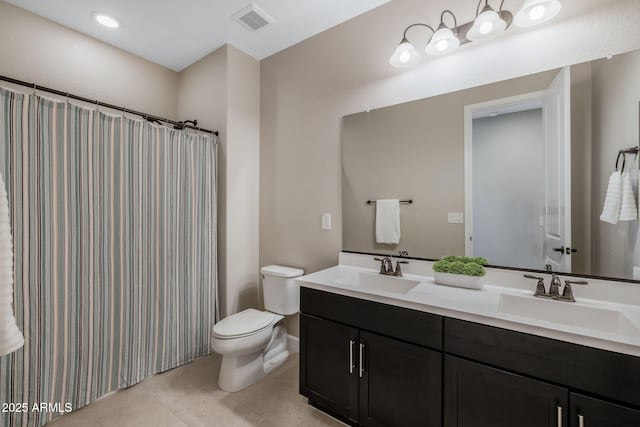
[440,255,488,266]
[433,256,487,277]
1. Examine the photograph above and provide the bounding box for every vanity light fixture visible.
[389,0,562,68]
[93,12,120,29]
[514,0,562,27]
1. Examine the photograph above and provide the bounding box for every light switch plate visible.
[322,213,331,230]
[448,212,464,224]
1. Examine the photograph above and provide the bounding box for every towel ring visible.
[616,152,627,173]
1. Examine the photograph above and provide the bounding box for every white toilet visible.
[212,265,303,392]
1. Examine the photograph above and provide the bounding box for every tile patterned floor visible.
[47,354,345,427]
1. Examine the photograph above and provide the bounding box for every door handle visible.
[557,406,563,427]
[349,340,355,374]
[578,414,584,427]
[359,343,365,378]
[553,247,577,255]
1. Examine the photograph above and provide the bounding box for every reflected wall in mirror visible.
[342,48,640,281]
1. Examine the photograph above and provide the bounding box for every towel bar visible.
[366,199,413,205]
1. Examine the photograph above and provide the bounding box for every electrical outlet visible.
[448,212,464,224]
[634,267,640,280]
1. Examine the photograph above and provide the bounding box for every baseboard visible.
[287,334,299,353]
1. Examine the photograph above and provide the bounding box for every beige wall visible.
[570,61,594,275]
[178,45,261,318]
[225,46,261,314]
[342,72,555,259]
[0,1,178,119]
[590,50,640,278]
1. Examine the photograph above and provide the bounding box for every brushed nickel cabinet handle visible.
[557,406,563,427]
[349,340,355,374]
[359,343,365,378]
[578,414,584,427]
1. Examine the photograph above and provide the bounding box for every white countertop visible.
[297,254,640,357]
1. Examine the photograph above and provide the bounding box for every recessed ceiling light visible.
[92,12,120,29]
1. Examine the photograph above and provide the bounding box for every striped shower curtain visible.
[0,87,217,426]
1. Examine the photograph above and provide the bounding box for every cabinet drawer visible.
[301,287,442,350]
[444,318,640,408]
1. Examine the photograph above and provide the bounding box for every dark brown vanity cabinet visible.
[300,288,640,427]
[300,288,443,427]
[300,314,359,422]
[444,356,568,427]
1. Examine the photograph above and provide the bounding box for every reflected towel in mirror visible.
[618,172,638,221]
[600,171,622,224]
[375,199,401,244]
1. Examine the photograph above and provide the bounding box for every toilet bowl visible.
[211,265,303,392]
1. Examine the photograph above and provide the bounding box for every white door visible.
[542,67,572,272]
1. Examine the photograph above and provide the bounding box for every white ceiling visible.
[5,0,391,71]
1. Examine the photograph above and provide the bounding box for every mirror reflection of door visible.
[465,67,571,271]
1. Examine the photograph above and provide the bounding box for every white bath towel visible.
[375,199,401,244]
[618,172,638,221]
[0,174,24,356]
[600,171,623,224]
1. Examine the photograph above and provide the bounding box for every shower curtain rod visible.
[0,74,219,137]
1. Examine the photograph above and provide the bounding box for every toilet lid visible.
[212,309,277,338]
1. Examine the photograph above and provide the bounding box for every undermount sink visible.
[336,272,421,294]
[498,294,640,337]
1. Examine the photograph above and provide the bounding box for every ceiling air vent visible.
[232,3,274,32]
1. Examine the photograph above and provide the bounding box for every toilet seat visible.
[212,309,279,339]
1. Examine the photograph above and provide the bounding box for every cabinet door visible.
[300,314,359,423]
[570,393,640,427]
[359,331,442,427]
[444,356,568,427]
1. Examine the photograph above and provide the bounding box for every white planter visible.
[434,272,484,290]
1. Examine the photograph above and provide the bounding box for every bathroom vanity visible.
[298,253,640,427]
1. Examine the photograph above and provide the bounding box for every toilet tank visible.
[261,265,304,315]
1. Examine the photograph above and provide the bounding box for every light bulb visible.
[389,39,421,68]
[529,5,546,21]
[515,0,562,27]
[467,6,507,41]
[479,21,494,34]
[425,25,460,56]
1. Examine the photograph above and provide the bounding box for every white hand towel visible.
[618,172,638,221]
[375,199,401,244]
[0,174,24,356]
[600,171,623,224]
